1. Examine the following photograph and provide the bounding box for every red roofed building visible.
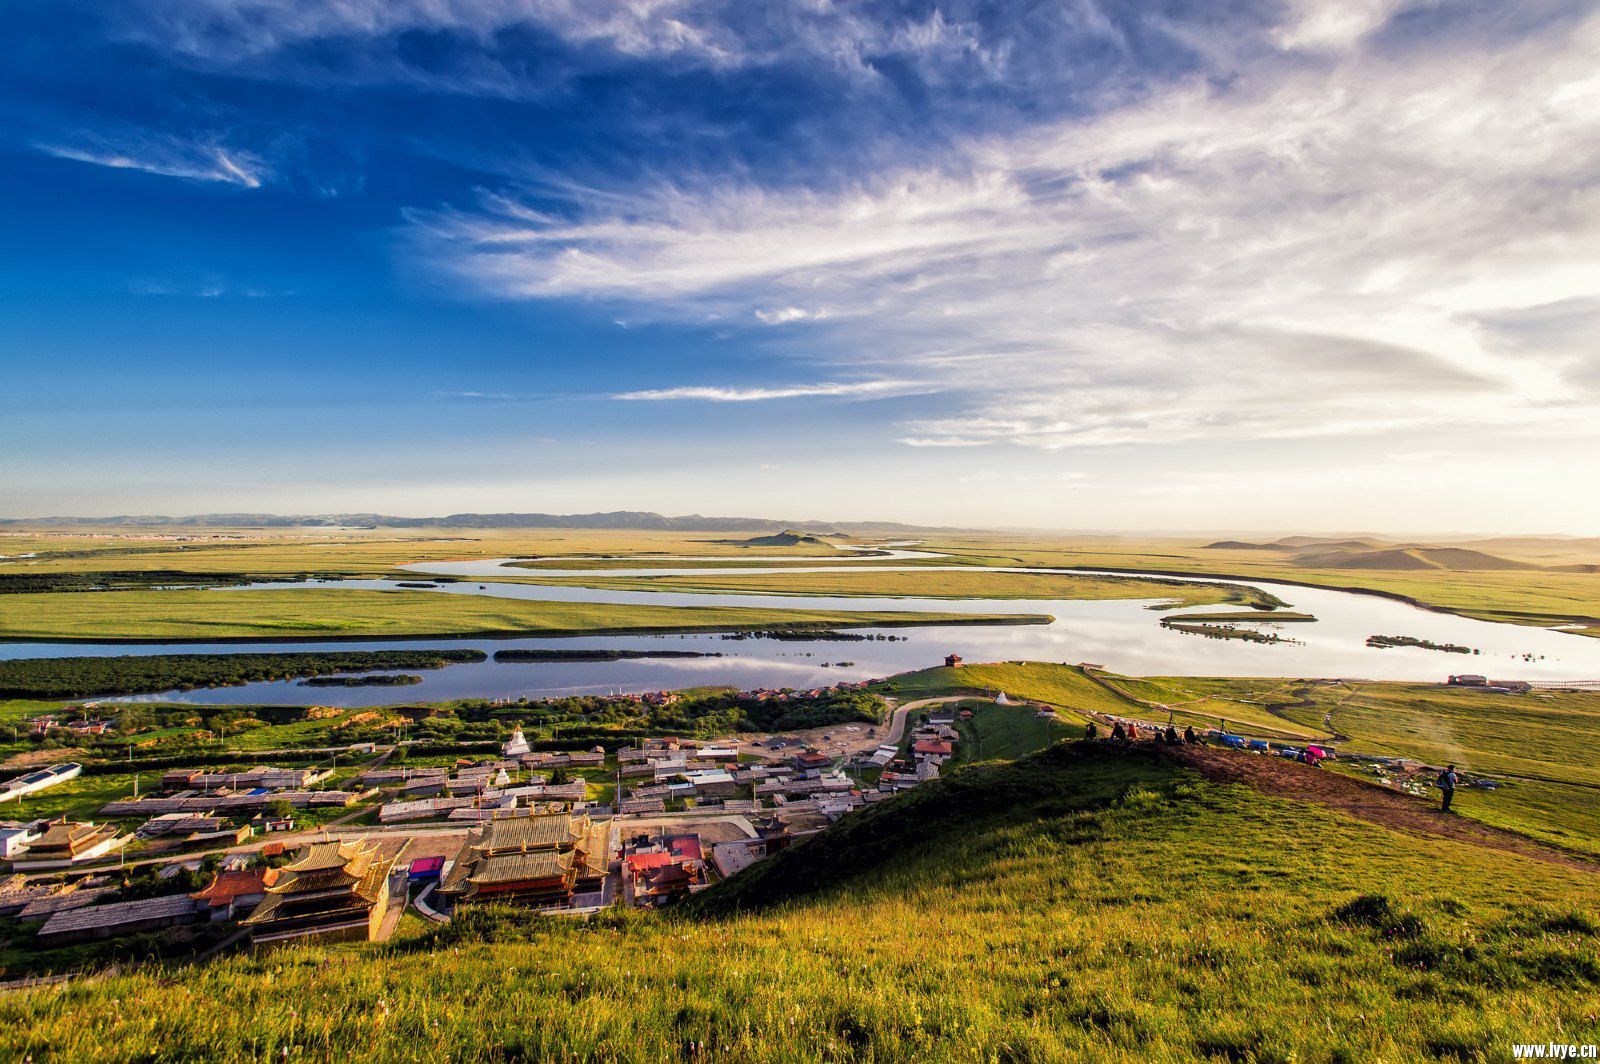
[624,833,709,908]
[913,740,954,757]
[192,866,280,922]
[792,750,831,773]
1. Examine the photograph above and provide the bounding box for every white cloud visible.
[39,137,265,188]
[419,8,1600,451]
[754,306,826,325]
[612,380,929,402]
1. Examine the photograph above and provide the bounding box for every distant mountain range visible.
[0,512,963,533]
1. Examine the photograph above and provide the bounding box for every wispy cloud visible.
[415,6,1600,451]
[39,135,265,188]
[612,380,931,402]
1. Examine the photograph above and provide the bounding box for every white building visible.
[0,763,83,803]
[502,728,531,757]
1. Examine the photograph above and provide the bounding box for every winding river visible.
[5,545,1600,706]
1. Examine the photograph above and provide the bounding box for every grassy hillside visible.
[5,745,1595,1061]
[0,588,1043,641]
[880,662,1140,717]
[879,663,1600,855]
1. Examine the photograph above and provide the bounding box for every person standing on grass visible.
[1084,722,1099,740]
[1111,721,1126,743]
[1437,765,1459,812]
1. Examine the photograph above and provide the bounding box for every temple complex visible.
[243,838,395,945]
[438,812,611,909]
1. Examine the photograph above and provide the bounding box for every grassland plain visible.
[0,527,856,580]
[915,535,1600,634]
[3,746,1596,1062]
[11,524,1598,632]
[527,568,1290,610]
[0,588,1042,642]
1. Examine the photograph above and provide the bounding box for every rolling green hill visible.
[4,744,1595,1061]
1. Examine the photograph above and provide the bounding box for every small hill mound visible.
[734,529,834,547]
[1202,540,1286,550]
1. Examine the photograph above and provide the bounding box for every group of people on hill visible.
[1084,720,1200,746]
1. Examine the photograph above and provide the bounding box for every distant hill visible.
[0,512,960,534]
[1291,546,1537,571]
[1202,540,1289,550]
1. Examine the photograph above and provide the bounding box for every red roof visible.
[913,740,953,756]
[192,867,277,905]
[625,851,677,873]
[408,856,446,875]
[665,834,702,861]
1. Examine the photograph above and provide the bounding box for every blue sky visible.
[2,1,1598,532]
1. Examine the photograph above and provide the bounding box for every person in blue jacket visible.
[1437,765,1459,812]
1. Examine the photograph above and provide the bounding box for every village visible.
[0,649,1562,970]
[0,676,983,961]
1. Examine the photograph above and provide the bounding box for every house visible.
[436,812,612,909]
[406,856,446,883]
[0,822,44,859]
[1447,674,1488,687]
[683,770,737,797]
[792,750,832,775]
[192,866,280,921]
[65,720,113,736]
[944,653,963,667]
[0,763,83,803]
[1490,679,1534,695]
[623,833,708,907]
[18,821,122,866]
[243,838,398,946]
[37,893,200,946]
[912,740,954,759]
[137,813,229,838]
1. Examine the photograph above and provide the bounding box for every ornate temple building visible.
[243,838,396,945]
[438,812,612,909]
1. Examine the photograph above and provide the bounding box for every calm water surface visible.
[4,549,1598,705]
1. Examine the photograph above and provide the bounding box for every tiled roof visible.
[193,867,278,905]
[469,850,571,884]
[39,893,196,937]
[476,813,578,854]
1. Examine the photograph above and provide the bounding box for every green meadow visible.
[0,587,1042,641]
[526,567,1290,610]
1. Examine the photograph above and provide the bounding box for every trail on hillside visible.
[1162,744,1600,873]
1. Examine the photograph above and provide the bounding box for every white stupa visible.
[994,691,1012,705]
[502,727,530,757]
[493,768,512,788]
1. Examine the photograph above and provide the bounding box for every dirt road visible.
[1163,744,1599,873]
